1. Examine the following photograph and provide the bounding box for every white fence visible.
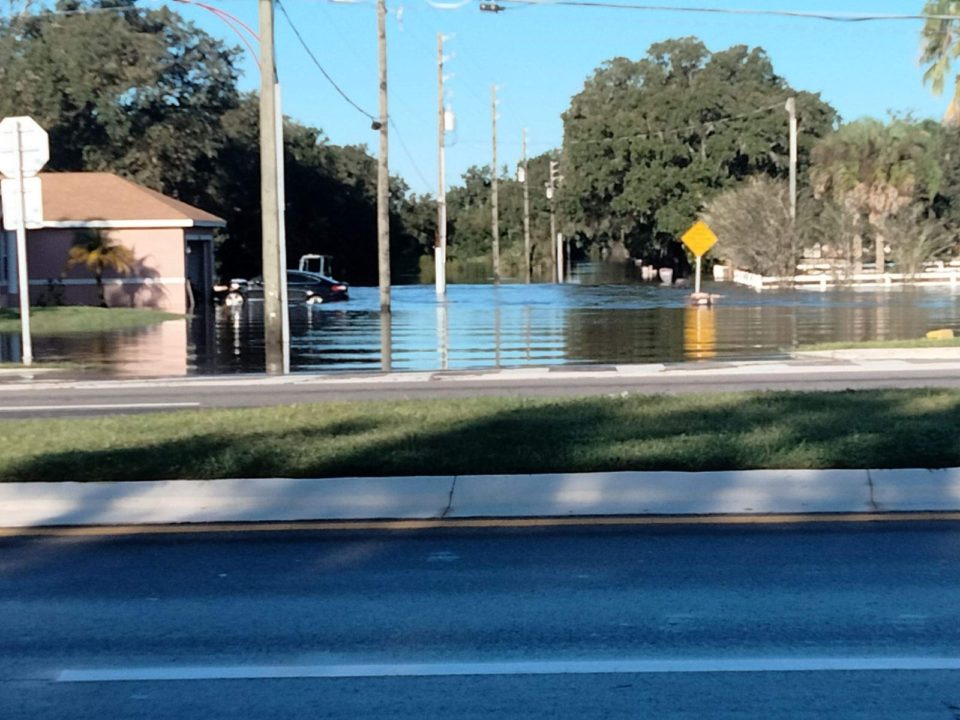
[727,266,960,291]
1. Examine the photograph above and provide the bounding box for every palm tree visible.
[921,1,960,124]
[810,119,942,273]
[65,230,135,308]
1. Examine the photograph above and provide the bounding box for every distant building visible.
[0,172,224,313]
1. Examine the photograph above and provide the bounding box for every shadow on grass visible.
[3,389,960,528]
[5,389,960,484]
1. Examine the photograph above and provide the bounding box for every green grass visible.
[1,389,959,482]
[0,361,80,370]
[0,306,182,335]
[797,338,960,351]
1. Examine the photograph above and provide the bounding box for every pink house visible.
[0,172,225,314]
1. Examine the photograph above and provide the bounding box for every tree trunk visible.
[852,233,863,275]
[95,273,107,308]
[875,232,885,274]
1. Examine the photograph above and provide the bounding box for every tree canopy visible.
[0,0,425,284]
[558,37,837,264]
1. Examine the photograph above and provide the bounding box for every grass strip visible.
[797,338,960,351]
[1,389,959,482]
[0,307,182,335]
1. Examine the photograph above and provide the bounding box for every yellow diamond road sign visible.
[681,220,718,258]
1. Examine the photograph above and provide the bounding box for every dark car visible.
[219,270,349,306]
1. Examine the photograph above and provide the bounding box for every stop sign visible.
[0,116,49,178]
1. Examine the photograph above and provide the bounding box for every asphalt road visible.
[3,521,960,718]
[3,360,960,417]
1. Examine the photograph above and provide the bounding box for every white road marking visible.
[0,402,200,413]
[426,551,459,562]
[56,656,960,683]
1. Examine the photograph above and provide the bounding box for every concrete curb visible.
[2,468,960,528]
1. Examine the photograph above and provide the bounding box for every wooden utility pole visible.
[376,0,391,312]
[436,33,447,297]
[258,0,286,374]
[490,85,500,284]
[522,128,531,283]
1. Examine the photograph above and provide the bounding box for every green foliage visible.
[884,203,955,276]
[0,0,239,197]
[440,152,558,281]
[65,229,135,307]
[0,2,428,285]
[920,1,960,123]
[810,118,944,270]
[701,178,799,277]
[559,37,836,264]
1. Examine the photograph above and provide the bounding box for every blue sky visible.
[174,1,951,195]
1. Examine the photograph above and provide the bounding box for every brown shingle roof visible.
[35,172,224,226]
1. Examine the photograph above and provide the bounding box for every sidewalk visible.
[2,468,959,528]
[2,347,960,389]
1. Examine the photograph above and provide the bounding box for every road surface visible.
[3,357,960,417]
[3,521,960,718]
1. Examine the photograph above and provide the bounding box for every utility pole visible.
[547,160,558,283]
[435,33,447,297]
[490,85,500,284]
[258,0,286,375]
[785,96,799,278]
[522,128,531,283]
[376,0,391,312]
[785,97,797,222]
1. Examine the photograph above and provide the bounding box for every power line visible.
[275,0,378,123]
[273,0,433,190]
[492,1,960,22]
[390,118,434,192]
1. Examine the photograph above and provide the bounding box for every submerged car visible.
[219,270,349,306]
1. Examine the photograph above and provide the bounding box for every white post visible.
[556,233,564,283]
[436,33,447,297]
[14,124,32,366]
[695,255,702,295]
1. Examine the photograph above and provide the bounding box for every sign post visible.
[680,220,718,297]
[0,116,49,367]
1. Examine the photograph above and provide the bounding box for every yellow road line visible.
[3,512,960,537]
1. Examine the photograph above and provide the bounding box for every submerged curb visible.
[1,467,959,529]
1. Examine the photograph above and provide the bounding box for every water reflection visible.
[1,318,189,376]
[3,270,960,376]
[684,306,716,360]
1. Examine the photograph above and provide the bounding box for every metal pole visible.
[695,255,702,294]
[377,0,391,312]
[436,33,446,297]
[522,128,531,283]
[258,0,285,375]
[14,122,31,366]
[491,85,500,284]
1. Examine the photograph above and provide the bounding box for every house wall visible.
[1,227,192,313]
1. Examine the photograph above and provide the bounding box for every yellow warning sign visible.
[681,220,718,258]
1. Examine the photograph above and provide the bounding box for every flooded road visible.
[4,272,960,377]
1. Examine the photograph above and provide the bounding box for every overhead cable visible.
[275,0,378,123]
[494,1,960,22]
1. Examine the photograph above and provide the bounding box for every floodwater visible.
[4,264,960,377]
